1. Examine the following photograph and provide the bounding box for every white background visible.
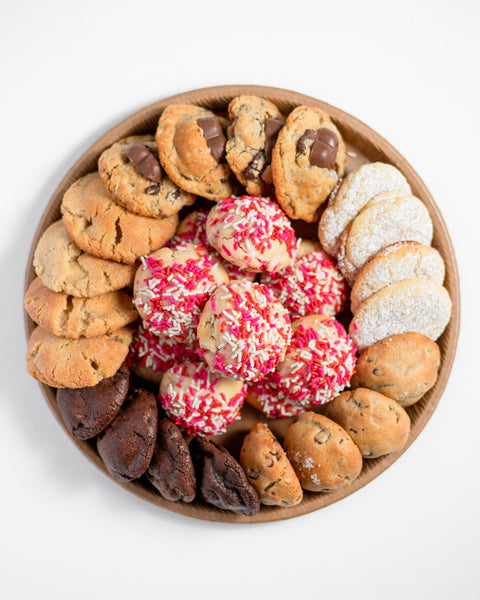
[2,1,480,598]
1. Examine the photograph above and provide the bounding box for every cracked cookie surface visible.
[271,105,346,222]
[156,104,233,201]
[26,325,133,388]
[33,221,136,297]
[225,95,284,196]
[24,277,138,338]
[61,172,178,264]
[98,134,195,218]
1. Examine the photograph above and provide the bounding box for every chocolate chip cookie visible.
[225,95,284,196]
[156,104,233,201]
[98,135,195,218]
[61,172,178,264]
[56,362,130,439]
[146,418,196,502]
[97,386,158,482]
[190,437,260,516]
[271,105,346,222]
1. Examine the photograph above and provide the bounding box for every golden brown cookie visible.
[350,241,446,314]
[61,172,178,264]
[225,95,285,196]
[26,326,133,388]
[337,191,434,286]
[239,423,303,506]
[324,389,411,458]
[284,412,362,492]
[271,105,346,222]
[98,135,195,218]
[349,278,452,351]
[33,221,136,297]
[156,104,233,201]
[318,162,412,257]
[24,277,138,338]
[350,332,441,407]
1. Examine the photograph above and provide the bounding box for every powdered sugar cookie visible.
[350,241,445,314]
[206,195,298,273]
[349,278,452,351]
[318,162,412,257]
[133,243,229,344]
[260,240,348,318]
[197,281,292,382]
[158,361,246,436]
[271,105,346,222]
[337,191,434,285]
[248,314,356,418]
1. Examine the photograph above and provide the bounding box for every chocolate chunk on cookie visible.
[98,135,195,218]
[146,418,196,502]
[24,277,138,338]
[33,221,136,297]
[156,104,233,201]
[61,172,178,264]
[97,386,158,482]
[225,95,285,196]
[190,437,260,516]
[56,362,130,439]
[271,105,346,222]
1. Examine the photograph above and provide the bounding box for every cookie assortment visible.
[25,92,454,518]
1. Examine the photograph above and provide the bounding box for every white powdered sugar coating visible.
[351,241,446,314]
[349,278,452,351]
[319,162,411,256]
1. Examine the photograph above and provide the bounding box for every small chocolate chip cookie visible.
[156,104,233,201]
[271,105,346,222]
[98,135,195,218]
[225,95,285,196]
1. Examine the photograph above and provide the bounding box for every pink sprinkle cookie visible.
[159,361,246,436]
[197,281,292,382]
[261,240,348,318]
[133,243,229,344]
[171,209,255,282]
[206,195,299,273]
[248,314,357,418]
[128,321,200,382]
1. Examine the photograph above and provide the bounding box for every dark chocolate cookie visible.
[97,386,158,482]
[190,437,260,516]
[56,363,130,439]
[146,419,196,502]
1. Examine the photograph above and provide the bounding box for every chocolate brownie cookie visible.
[24,277,138,338]
[61,172,178,264]
[33,221,136,297]
[190,437,260,516]
[146,419,196,502]
[97,386,158,482]
[156,104,233,201]
[98,135,195,218]
[56,362,130,439]
[271,105,346,222]
[225,95,284,196]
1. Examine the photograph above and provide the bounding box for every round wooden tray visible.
[24,85,460,523]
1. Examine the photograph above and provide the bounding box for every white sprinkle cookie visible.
[197,281,292,382]
[318,162,412,257]
[158,361,246,436]
[349,278,452,351]
[337,191,434,285]
[206,195,299,273]
[133,243,229,344]
[350,241,446,314]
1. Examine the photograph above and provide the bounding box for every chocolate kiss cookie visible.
[57,362,130,439]
[97,387,158,482]
[190,437,260,516]
[146,418,196,502]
